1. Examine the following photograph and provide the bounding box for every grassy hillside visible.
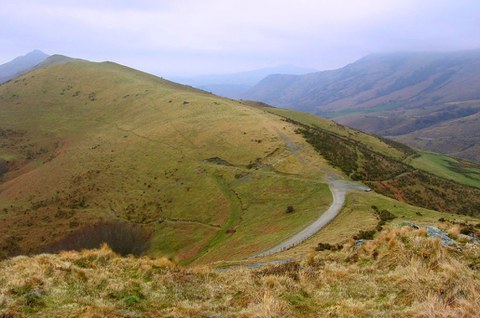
[407,150,480,188]
[242,190,478,265]
[1,58,479,268]
[1,58,480,317]
[0,59,340,263]
[0,224,478,317]
[256,106,480,216]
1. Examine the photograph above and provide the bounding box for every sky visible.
[1,0,480,77]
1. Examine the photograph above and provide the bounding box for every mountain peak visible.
[26,49,49,58]
[0,50,50,83]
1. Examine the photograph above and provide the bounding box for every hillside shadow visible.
[40,221,152,256]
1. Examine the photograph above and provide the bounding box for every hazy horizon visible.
[1,0,480,77]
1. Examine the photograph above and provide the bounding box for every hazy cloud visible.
[1,0,479,76]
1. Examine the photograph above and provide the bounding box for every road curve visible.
[252,179,369,258]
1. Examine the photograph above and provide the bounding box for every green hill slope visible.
[250,105,480,215]
[0,59,478,265]
[0,60,341,263]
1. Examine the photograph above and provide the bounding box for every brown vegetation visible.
[0,226,478,317]
[296,122,480,216]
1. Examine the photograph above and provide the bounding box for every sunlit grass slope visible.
[255,105,480,215]
[264,105,480,189]
[0,59,340,263]
[1,224,478,317]
[408,150,480,188]
[215,189,478,266]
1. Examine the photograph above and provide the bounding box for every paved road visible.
[252,177,370,258]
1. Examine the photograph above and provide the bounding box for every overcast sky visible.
[1,0,479,76]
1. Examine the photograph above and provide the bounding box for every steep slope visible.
[243,50,480,161]
[0,59,340,263]
[245,104,480,214]
[391,108,480,161]
[0,50,49,83]
[336,100,480,161]
[244,50,480,112]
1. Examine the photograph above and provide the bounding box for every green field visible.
[409,150,480,188]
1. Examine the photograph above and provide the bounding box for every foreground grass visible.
[1,225,479,317]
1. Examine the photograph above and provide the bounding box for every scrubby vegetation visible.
[295,122,480,216]
[0,225,478,317]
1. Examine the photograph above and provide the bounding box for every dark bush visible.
[377,209,396,222]
[315,242,343,251]
[353,230,376,240]
[40,222,151,256]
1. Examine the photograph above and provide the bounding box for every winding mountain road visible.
[252,178,369,258]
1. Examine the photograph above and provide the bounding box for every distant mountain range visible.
[0,50,49,83]
[172,65,317,98]
[242,50,480,161]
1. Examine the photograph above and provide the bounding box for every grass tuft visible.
[0,225,478,317]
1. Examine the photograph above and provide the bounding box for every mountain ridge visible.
[0,50,49,83]
[242,50,480,161]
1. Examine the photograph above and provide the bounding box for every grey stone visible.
[426,226,455,246]
[354,239,365,248]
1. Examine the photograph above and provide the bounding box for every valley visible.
[2,1,480,316]
[243,51,480,162]
[0,55,479,318]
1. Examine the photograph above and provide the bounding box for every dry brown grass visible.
[0,226,478,317]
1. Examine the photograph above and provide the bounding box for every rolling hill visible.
[0,57,340,264]
[0,56,479,267]
[1,56,480,317]
[0,50,49,84]
[242,50,480,161]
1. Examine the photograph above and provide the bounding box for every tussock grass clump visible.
[0,228,479,317]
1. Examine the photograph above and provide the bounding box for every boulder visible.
[426,226,455,246]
